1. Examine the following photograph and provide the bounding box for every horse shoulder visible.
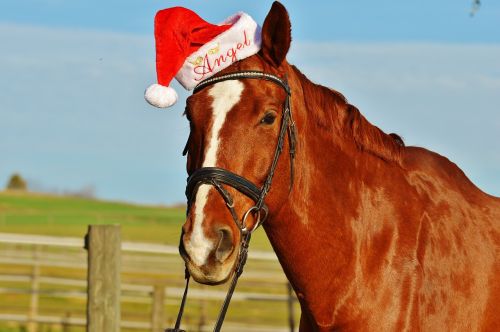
[401,146,500,331]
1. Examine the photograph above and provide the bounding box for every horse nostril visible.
[215,227,234,263]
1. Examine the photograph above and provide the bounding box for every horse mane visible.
[291,65,404,164]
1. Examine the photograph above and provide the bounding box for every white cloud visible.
[289,41,500,196]
[0,23,191,204]
[0,23,498,203]
[290,42,500,91]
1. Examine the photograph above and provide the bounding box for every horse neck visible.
[263,65,400,318]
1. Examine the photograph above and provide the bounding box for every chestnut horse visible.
[179,2,499,331]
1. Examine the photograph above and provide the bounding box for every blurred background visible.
[0,0,499,331]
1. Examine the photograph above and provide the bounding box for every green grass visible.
[0,191,273,250]
[0,191,293,332]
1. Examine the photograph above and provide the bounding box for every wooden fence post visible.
[85,225,121,332]
[62,312,71,332]
[27,245,40,332]
[151,285,166,332]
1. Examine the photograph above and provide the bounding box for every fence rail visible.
[0,314,294,332]
[0,232,298,332]
[0,232,278,260]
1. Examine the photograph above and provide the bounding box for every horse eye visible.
[260,112,276,125]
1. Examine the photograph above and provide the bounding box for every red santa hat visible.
[145,7,262,108]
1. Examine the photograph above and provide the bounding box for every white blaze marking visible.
[187,80,244,266]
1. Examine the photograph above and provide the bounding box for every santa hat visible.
[145,7,262,108]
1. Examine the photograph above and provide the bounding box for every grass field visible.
[0,190,273,251]
[0,191,294,332]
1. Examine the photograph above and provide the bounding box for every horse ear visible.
[260,1,292,67]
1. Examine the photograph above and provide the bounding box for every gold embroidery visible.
[208,43,220,55]
[188,56,204,66]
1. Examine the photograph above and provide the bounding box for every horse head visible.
[179,2,296,284]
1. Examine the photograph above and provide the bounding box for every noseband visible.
[168,71,296,332]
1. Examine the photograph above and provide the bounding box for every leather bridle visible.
[167,71,296,332]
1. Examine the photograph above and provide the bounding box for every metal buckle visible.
[241,206,268,234]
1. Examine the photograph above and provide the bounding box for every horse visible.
[178,2,500,331]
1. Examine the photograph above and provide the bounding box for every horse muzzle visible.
[179,227,239,285]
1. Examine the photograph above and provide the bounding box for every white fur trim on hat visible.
[176,12,262,90]
[145,84,178,108]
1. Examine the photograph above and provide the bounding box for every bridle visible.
[169,71,296,332]
[167,71,297,332]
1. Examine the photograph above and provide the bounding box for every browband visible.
[194,71,291,95]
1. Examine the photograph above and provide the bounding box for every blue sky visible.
[1,1,499,204]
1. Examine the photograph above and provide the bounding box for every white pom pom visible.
[144,84,178,108]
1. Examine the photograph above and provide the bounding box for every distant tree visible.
[6,173,28,191]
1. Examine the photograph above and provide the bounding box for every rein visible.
[166,71,296,332]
